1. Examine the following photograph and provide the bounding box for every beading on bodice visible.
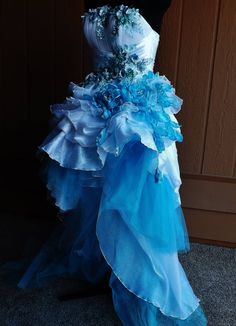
[82,5,160,83]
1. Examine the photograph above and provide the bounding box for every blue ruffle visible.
[39,71,183,177]
[17,186,110,289]
[38,155,104,211]
[31,140,204,321]
[15,140,207,324]
[110,272,207,325]
[97,141,189,253]
[96,141,202,320]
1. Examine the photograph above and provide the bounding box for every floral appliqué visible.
[83,46,153,86]
[82,4,140,39]
[93,71,183,153]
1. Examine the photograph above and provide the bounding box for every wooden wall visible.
[0,0,235,249]
[157,0,236,246]
[0,0,84,220]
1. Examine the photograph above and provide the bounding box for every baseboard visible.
[189,236,236,248]
[183,207,236,244]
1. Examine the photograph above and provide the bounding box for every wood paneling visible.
[27,0,55,143]
[0,0,35,217]
[202,0,236,177]
[157,0,183,84]
[159,0,236,245]
[0,1,84,218]
[180,177,236,214]
[176,0,220,174]
[184,207,236,244]
[1,0,28,157]
[54,0,84,102]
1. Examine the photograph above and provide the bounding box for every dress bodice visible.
[82,5,160,80]
[40,3,183,183]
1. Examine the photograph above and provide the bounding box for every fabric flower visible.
[93,84,123,119]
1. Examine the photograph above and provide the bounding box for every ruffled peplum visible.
[40,71,183,177]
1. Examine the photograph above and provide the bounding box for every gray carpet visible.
[0,243,235,326]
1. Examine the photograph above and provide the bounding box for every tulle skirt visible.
[15,140,207,325]
[4,73,207,324]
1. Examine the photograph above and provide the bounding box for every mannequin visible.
[84,0,172,34]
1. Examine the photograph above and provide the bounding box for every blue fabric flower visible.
[91,71,183,153]
[93,83,123,119]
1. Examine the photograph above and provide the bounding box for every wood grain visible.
[54,0,84,102]
[176,0,220,174]
[184,207,236,244]
[1,0,28,158]
[202,0,236,177]
[157,0,183,84]
[27,0,55,145]
[180,177,236,214]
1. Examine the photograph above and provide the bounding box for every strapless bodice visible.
[82,5,159,80]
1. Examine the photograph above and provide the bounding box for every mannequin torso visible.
[84,0,172,34]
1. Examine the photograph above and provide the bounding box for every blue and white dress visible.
[18,5,207,325]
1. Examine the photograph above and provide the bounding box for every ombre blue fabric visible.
[14,4,207,325]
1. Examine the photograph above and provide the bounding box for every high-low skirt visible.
[16,72,207,325]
